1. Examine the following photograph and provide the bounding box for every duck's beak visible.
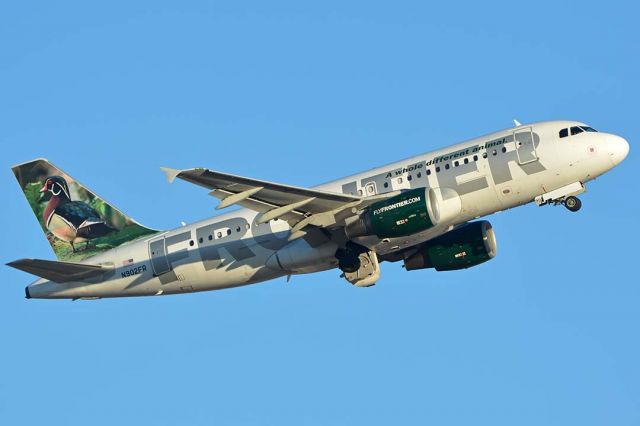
[39,183,50,201]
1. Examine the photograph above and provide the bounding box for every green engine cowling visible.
[404,221,497,271]
[345,187,462,239]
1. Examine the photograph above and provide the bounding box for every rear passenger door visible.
[149,236,171,276]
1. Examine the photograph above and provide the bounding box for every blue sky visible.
[1,1,638,425]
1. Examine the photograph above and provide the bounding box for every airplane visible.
[7,120,629,300]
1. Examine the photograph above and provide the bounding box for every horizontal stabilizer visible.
[7,258,114,283]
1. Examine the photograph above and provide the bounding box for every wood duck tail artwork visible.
[12,159,158,262]
[40,176,115,251]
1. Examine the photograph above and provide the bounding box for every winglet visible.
[160,167,182,184]
[513,119,522,127]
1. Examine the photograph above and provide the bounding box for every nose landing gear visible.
[541,196,582,212]
[564,196,582,212]
[535,182,585,213]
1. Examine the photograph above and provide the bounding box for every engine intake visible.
[345,187,461,239]
[404,221,497,271]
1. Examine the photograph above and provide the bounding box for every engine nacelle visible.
[345,187,461,239]
[404,221,497,271]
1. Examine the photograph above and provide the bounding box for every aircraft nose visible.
[608,134,629,166]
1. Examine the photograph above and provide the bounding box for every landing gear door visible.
[149,236,171,276]
[514,127,538,165]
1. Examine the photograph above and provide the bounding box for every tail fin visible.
[12,158,158,262]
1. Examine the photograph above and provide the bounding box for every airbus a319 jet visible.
[8,120,629,300]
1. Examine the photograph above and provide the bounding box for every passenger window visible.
[383,182,389,188]
[473,155,478,161]
[454,161,459,167]
[482,152,487,159]
[407,175,412,181]
[426,169,431,176]
[417,172,422,178]
[227,229,232,236]
[559,128,569,138]
[464,158,469,164]
[208,235,213,241]
[217,232,222,238]
[570,126,584,136]
[436,166,441,173]
[445,164,450,170]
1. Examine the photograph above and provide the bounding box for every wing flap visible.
[7,258,114,283]
[214,187,264,210]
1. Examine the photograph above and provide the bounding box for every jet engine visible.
[345,187,462,239]
[404,221,497,271]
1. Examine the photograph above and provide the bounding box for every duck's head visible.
[39,176,71,201]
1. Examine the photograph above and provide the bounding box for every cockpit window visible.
[560,125,598,140]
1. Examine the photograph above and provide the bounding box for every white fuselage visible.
[27,120,629,299]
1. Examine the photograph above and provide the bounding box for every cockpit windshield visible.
[559,125,598,138]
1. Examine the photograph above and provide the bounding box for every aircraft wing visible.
[161,167,392,239]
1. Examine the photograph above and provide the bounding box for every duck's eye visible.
[50,183,61,196]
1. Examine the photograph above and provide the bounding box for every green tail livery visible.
[12,158,158,262]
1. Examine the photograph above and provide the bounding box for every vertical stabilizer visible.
[12,158,158,262]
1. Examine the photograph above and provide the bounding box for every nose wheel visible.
[536,183,585,212]
[564,196,582,212]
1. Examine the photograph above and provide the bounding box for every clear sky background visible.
[1,1,638,425]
